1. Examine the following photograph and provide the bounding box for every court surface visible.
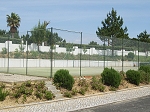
[0,66,138,77]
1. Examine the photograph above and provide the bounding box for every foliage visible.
[63,91,72,98]
[83,45,87,54]
[91,76,105,92]
[0,83,6,89]
[139,65,150,74]
[14,48,22,58]
[96,8,128,56]
[137,30,150,57]
[66,43,74,53]
[45,91,54,100]
[78,78,88,87]
[0,37,21,43]
[6,12,21,39]
[1,47,7,54]
[138,30,150,43]
[0,87,8,101]
[71,88,78,96]
[126,70,140,85]
[139,65,150,83]
[0,30,7,36]
[10,80,54,102]
[29,21,63,51]
[139,70,150,84]
[127,52,134,61]
[101,68,121,88]
[53,69,74,90]
[96,8,129,43]
[109,86,117,91]
[88,41,99,45]
[78,87,86,95]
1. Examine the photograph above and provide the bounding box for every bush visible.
[1,47,7,54]
[63,91,72,98]
[79,87,86,95]
[0,87,8,101]
[101,68,121,88]
[71,88,78,96]
[45,91,54,100]
[91,76,105,92]
[139,65,150,74]
[126,70,140,85]
[127,52,134,61]
[139,70,150,84]
[53,69,74,90]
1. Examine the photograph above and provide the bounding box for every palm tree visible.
[6,12,21,38]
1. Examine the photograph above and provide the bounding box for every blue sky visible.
[1,0,150,44]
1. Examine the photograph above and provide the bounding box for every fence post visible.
[7,33,10,73]
[80,32,82,77]
[26,31,29,75]
[122,38,123,72]
[138,37,139,69]
[104,36,106,69]
[50,27,53,78]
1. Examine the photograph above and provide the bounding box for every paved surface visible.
[73,95,150,112]
[45,81,64,99]
[0,73,47,83]
[0,85,150,112]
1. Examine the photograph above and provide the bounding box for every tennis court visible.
[0,66,138,78]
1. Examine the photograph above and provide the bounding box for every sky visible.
[1,0,150,44]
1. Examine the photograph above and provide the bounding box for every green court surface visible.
[0,67,138,78]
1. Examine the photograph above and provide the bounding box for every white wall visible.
[0,41,149,56]
[0,58,136,68]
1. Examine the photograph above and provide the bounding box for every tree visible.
[6,12,21,38]
[138,30,150,43]
[127,52,134,61]
[30,21,63,51]
[89,41,99,46]
[96,8,129,56]
[137,30,150,58]
[0,30,6,36]
[83,45,87,55]
[30,21,49,51]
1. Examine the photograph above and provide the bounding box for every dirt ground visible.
[0,76,147,109]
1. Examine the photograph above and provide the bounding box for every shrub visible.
[126,70,140,85]
[139,65,150,74]
[101,68,121,88]
[0,83,6,89]
[1,47,7,54]
[35,91,43,99]
[25,80,32,87]
[0,87,8,101]
[14,48,21,58]
[63,91,72,98]
[109,86,117,91]
[79,87,86,95]
[53,69,74,90]
[45,91,54,100]
[91,76,105,92]
[139,70,150,84]
[127,52,134,61]
[71,88,78,96]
